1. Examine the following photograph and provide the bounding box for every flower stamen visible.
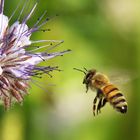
[0,0,71,109]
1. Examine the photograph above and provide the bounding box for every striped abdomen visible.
[102,84,127,113]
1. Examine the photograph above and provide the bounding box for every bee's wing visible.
[107,69,138,85]
[110,75,132,85]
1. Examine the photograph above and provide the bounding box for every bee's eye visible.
[85,73,91,80]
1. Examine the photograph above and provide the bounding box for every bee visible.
[74,68,128,116]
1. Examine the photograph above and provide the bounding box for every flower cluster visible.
[0,0,70,109]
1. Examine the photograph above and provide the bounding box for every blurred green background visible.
[1,0,140,140]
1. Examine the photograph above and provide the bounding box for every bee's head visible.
[73,68,96,83]
[83,69,96,85]
[73,68,96,92]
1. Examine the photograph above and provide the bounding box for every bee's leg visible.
[101,98,107,108]
[86,84,89,93]
[93,89,104,116]
[93,96,98,116]
[97,97,103,115]
[97,98,107,114]
[96,89,108,114]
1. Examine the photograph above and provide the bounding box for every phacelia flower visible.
[0,0,70,110]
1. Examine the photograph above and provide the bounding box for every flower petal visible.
[0,14,8,39]
[9,21,31,47]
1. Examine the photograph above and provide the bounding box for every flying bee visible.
[74,68,128,116]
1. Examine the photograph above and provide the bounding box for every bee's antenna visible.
[73,68,87,75]
[83,67,88,71]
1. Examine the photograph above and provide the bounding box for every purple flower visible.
[0,0,70,110]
